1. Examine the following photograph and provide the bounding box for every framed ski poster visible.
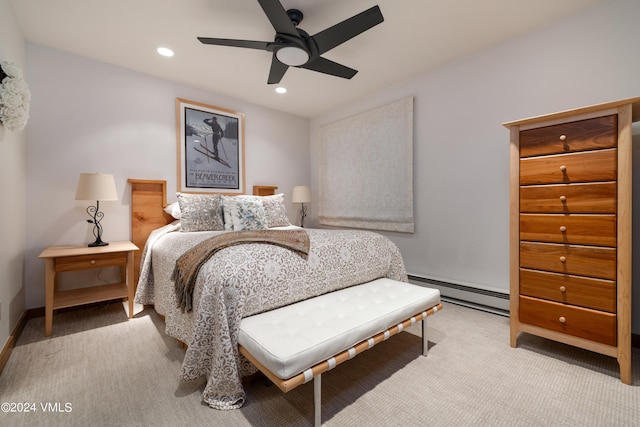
[176,98,245,194]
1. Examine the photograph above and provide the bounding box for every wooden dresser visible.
[504,97,640,385]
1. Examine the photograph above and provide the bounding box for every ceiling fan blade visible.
[198,37,269,50]
[300,57,357,79]
[257,0,298,36]
[267,55,289,84]
[311,5,384,55]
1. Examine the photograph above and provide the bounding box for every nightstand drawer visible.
[519,296,616,346]
[520,149,617,185]
[55,252,127,272]
[520,214,616,246]
[519,182,616,213]
[520,241,616,280]
[520,115,617,158]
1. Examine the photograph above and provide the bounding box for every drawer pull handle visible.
[559,195,566,202]
[90,260,96,265]
[559,135,567,141]
[559,316,566,324]
[559,286,567,293]
[559,165,567,172]
[560,226,566,232]
[559,256,566,263]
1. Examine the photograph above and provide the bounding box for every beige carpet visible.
[0,300,638,427]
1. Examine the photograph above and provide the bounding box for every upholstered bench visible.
[238,278,442,426]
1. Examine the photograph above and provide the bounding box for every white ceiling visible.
[11,0,601,118]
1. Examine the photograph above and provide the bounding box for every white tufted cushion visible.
[239,278,440,380]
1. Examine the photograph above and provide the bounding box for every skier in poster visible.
[203,116,224,159]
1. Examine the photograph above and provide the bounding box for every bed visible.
[128,179,410,410]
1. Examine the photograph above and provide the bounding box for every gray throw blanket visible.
[172,229,310,312]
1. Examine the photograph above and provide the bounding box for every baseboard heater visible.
[408,274,509,317]
[409,274,640,348]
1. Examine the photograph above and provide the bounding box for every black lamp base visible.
[85,200,109,247]
[300,203,307,228]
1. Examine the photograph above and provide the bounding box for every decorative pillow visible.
[261,193,291,228]
[164,202,181,219]
[223,197,268,231]
[222,195,259,230]
[222,195,236,231]
[176,193,224,232]
[222,194,291,229]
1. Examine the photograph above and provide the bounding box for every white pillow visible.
[223,197,268,231]
[222,194,290,229]
[164,202,181,219]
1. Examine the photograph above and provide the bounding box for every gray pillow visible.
[177,193,224,232]
[261,193,291,227]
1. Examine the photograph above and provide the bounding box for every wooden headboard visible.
[128,179,174,285]
[128,179,278,284]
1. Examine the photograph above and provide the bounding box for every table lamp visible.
[292,185,311,228]
[75,173,118,246]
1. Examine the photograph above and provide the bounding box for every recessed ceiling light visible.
[157,47,174,57]
[275,87,287,94]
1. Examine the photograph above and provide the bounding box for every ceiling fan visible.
[198,0,384,84]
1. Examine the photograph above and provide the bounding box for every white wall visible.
[24,44,310,309]
[310,0,640,332]
[12,0,640,337]
[0,0,27,350]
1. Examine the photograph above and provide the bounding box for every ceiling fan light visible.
[276,46,309,66]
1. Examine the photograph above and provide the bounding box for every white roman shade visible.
[318,97,414,233]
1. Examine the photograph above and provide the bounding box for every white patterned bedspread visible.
[135,225,408,410]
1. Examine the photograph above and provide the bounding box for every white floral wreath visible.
[0,61,31,132]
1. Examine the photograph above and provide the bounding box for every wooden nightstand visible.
[38,241,139,336]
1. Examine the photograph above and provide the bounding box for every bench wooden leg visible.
[422,317,428,356]
[314,374,321,427]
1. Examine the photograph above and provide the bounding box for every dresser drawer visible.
[520,241,616,280]
[520,268,616,312]
[520,149,617,185]
[519,296,616,346]
[55,252,127,272]
[520,182,616,213]
[520,115,617,158]
[520,214,616,246]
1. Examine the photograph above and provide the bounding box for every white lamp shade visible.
[75,173,118,201]
[292,186,311,204]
